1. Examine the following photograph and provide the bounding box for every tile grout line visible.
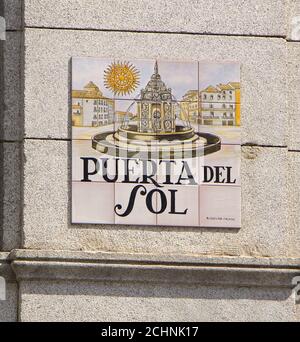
[1,138,291,150]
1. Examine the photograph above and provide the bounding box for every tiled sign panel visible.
[72,58,241,228]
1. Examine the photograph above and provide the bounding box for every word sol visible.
[115,185,187,217]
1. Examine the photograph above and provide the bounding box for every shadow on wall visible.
[0,0,5,249]
[20,279,291,301]
[0,144,3,249]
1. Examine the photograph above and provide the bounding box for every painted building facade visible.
[200,82,241,126]
[181,90,199,123]
[72,82,115,127]
[181,82,241,126]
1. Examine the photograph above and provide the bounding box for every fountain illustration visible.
[92,61,221,159]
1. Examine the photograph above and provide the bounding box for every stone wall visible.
[0,0,300,322]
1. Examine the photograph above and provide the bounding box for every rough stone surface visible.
[288,151,300,256]
[288,43,300,150]
[19,280,298,322]
[23,140,291,257]
[0,31,23,141]
[23,0,287,37]
[0,255,18,322]
[0,143,21,251]
[0,283,18,322]
[1,0,22,31]
[23,29,287,145]
[288,0,300,41]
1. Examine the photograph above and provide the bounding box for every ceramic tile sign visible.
[72,58,241,228]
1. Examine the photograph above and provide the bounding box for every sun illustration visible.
[104,61,140,96]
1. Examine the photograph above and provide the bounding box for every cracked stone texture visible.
[288,42,300,150]
[23,0,287,37]
[288,0,300,41]
[0,143,22,251]
[22,140,292,257]
[24,29,287,146]
[1,0,22,31]
[19,280,299,322]
[0,32,23,141]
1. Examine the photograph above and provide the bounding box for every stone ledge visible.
[10,250,300,288]
[9,249,300,268]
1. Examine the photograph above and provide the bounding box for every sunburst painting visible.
[104,61,140,96]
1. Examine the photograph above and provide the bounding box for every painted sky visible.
[72,57,240,113]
